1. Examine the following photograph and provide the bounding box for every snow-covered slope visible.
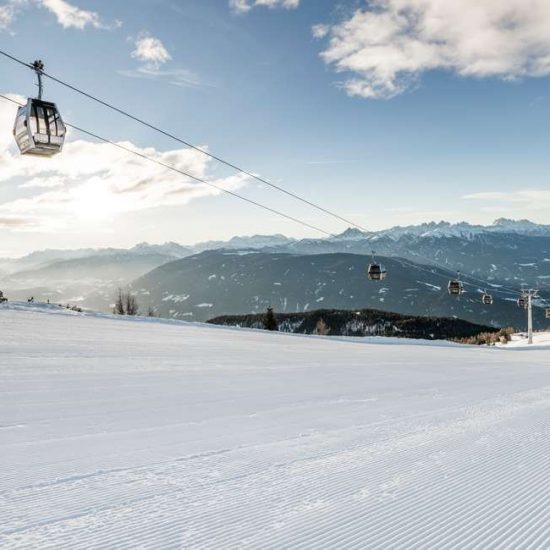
[1,305,549,549]
[504,331,550,348]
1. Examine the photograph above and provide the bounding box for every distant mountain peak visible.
[492,218,536,227]
[129,241,191,257]
[488,218,550,235]
[331,227,370,241]
[193,233,295,252]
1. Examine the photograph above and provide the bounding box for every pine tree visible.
[263,306,278,331]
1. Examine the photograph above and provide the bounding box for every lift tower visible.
[524,289,539,345]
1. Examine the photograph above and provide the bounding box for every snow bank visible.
[499,331,550,350]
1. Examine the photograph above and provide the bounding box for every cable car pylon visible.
[522,289,539,345]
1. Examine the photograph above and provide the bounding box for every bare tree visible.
[314,318,330,336]
[113,288,125,315]
[125,292,139,316]
[113,288,139,316]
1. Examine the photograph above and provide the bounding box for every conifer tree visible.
[263,306,278,331]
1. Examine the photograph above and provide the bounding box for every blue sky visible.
[1,0,550,255]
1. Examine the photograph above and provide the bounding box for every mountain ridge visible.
[4,218,550,268]
[3,219,550,316]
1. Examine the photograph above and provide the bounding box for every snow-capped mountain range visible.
[372,218,550,240]
[2,219,550,270]
[2,218,550,320]
[328,219,550,242]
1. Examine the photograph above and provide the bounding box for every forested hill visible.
[208,308,499,341]
[131,250,541,329]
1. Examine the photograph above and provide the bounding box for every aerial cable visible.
[0,49,369,233]
[0,94,335,238]
[0,50,545,304]
[398,257,538,303]
[0,93,535,301]
[405,249,524,296]
[0,49,537,295]
[394,257,549,314]
[394,257,523,299]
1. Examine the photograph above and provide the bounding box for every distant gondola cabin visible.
[367,262,387,281]
[448,280,464,296]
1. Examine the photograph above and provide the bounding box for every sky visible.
[2,0,550,256]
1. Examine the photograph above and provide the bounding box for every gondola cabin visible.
[546,308,550,319]
[481,292,493,305]
[367,262,387,281]
[448,279,464,296]
[517,297,527,309]
[13,98,66,157]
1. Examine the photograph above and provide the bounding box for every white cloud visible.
[0,216,37,229]
[131,32,171,68]
[463,189,550,211]
[0,0,113,31]
[311,23,329,39]
[316,0,550,99]
[230,0,300,14]
[0,1,20,30]
[39,0,104,29]
[123,33,202,88]
[19,176,66,189]
[0,93,23,151]
[118,67,204,89]
[0,95,249,231]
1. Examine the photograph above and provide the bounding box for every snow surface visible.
[503,332,550,349]
[1,304,550,549]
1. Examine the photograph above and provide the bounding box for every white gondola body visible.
[482,293,493,305]
[13,98,66,157]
